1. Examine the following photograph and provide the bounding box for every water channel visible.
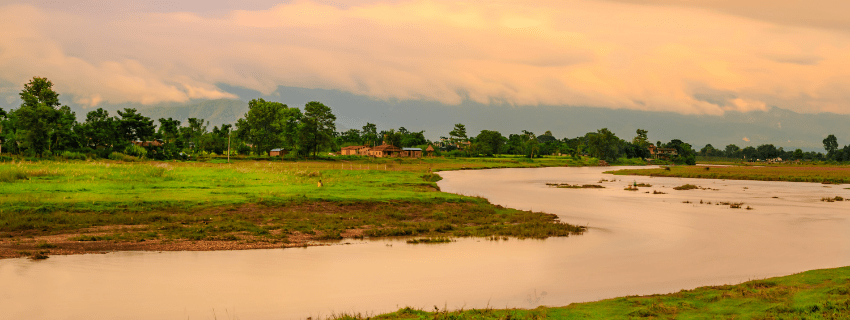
[2,166,849,319]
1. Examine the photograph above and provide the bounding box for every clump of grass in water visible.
[821,196,846,202]
[653,190,666,194]
[674,184,699,190]
[406,237,452,244]
[31,251,50,260]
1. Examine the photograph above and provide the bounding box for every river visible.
[2,166,849,319]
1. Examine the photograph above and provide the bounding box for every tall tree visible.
[632,129,649,147]
[157,118,181,144]
[449,123,467,142]
[180,118,208,150]
[724,144,741,158]
[362,123,378,147]
[0,108,6,155]
[14,77,68,155]
[585,128,621,162]
[81,108,117,149]
[236,98,301,155]
[299,101,336,157]
[337,129,362,146]
[116,108,155,143]
[476,130,506,156]
[823,134,838,159]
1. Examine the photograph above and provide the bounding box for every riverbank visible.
[609,164,850,184]
[0,157,605,259]
[333,265,850,319]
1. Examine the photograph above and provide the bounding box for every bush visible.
[123,145,147,158]
[61,151,87,160]
[109,152,138,162]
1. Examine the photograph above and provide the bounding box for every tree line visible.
[698,134,850,162]
[0,77,698,163]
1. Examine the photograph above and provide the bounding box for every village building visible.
[369,144,403,158]
[340,145,371,156]
[269,148,288,157]
[648,145,678,160]
[133,140,163,147]
[425,145,434,157]
[401,147,422,158]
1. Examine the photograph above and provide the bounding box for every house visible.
[133,140,163,147]
[648,145,677,160]
[340,145,370,156]
[369,143,403,158]
[425,145,434,157]
[401,148,422,158]
[269,148,288,157]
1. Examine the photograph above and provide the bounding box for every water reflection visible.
[2,166,849,319]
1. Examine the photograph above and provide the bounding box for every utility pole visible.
[227,129,231,163]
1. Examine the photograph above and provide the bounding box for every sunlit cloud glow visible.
[1,0,849,114]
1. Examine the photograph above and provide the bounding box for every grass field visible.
[609,165,850,184]
[332,266,850,319]
[0,156,616,258]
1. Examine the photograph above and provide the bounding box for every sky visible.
[1,0,849,117]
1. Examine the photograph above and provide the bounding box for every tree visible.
[400,130,427,147]
[585,128,621,162]
[793,149,804,160]
[157,118,180,142]
[537,131,557,144]
[14,77,71,155]
[116,108,155,143]
[632,129,649,147]
[236,98,301,156]
[449,123,467,142]
[337,129,362,146]
[180,118,208,150]
[79,108,117,149]
[823,134,838,159]
[724,144,741,158]
[756,144,778,160]
[0,107,6,155]
[742,146,757,160]
[362,123,378,147]
[299,101,336,157]
[476,130,506,156]
[700,144,719,157]
[522,130,539,158]
[382,129,403,147]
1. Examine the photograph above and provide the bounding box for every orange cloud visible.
[1,1,850,114]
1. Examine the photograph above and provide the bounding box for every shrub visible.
[123,144,147,158]
[61,151,87,160]
[108,152,125,161]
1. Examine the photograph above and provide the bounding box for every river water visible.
[2,166,849,319]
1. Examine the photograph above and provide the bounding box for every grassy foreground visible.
[0,156,605,258]
[609,165,850,184]
[332,266,850,319]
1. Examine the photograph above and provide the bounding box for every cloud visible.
[743,137,751,142]
[604,0,850,32]
[2,1,850,114]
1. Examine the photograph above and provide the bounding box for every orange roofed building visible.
[369,143,403,158]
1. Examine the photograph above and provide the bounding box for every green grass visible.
[328,266,850,319]
[609,165,850,184]
[0,156,598,244]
